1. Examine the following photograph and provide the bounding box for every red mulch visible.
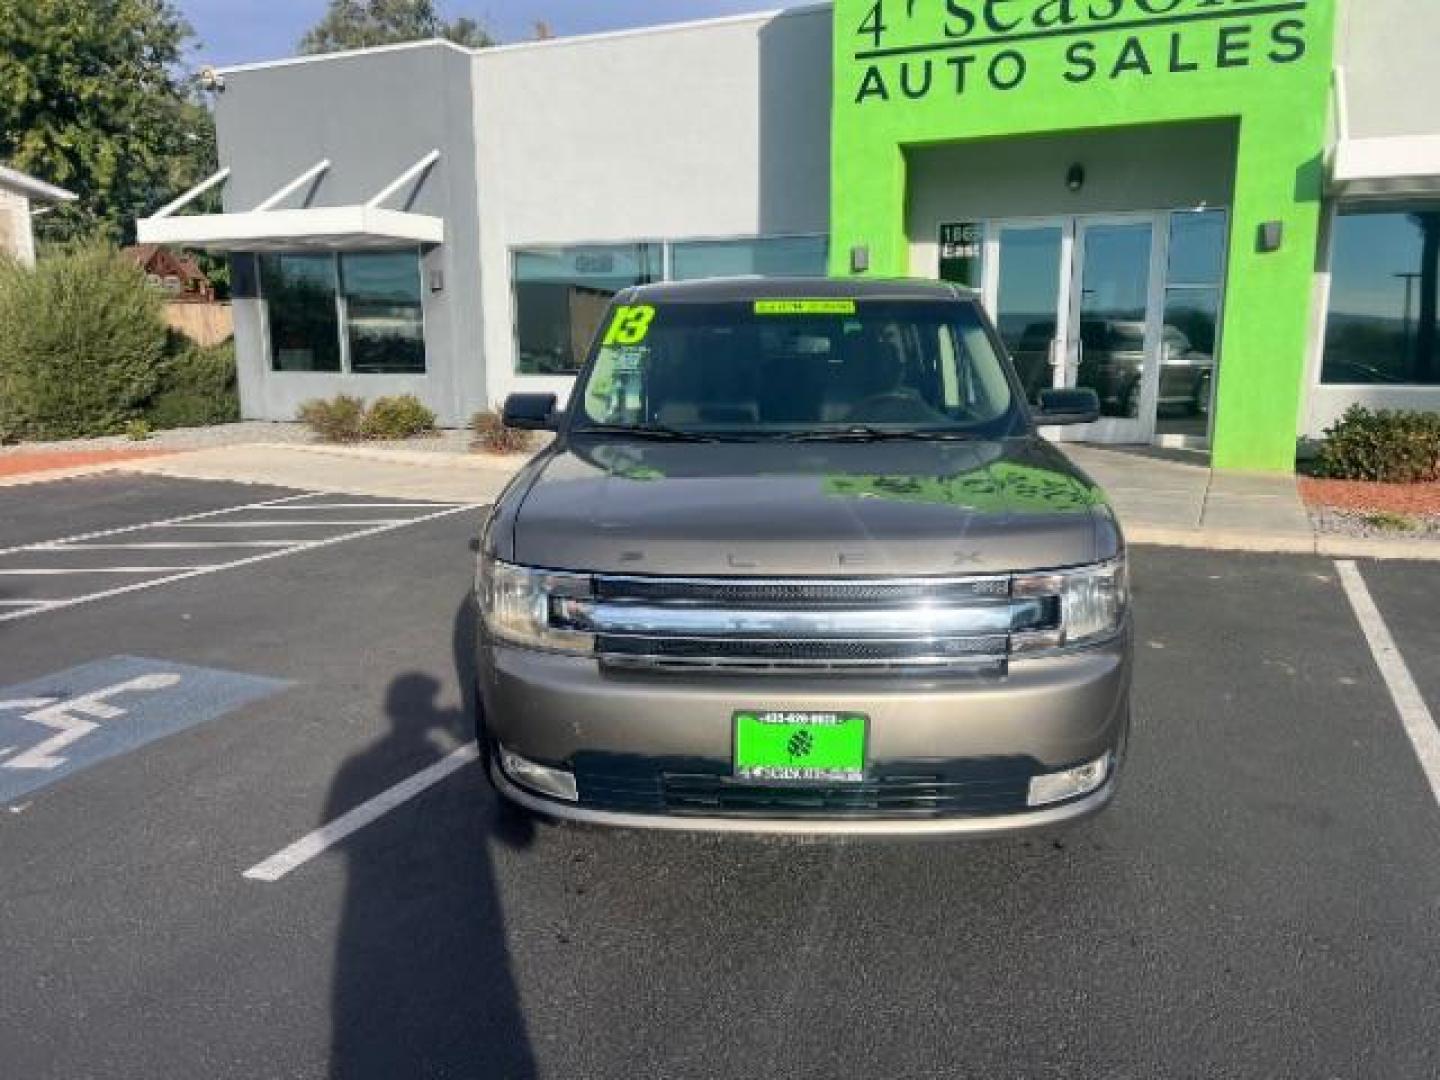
[1299,476,1440,515]
[0,448,173,479]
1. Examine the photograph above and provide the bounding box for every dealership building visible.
[140,0,1440,471]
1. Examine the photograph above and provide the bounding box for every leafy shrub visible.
[471,408,535,455]
[124,419,152,441]
[0,244,168,439]
[145,339,240,430]
[360,394,437,440]
[298,395,367,442]
[1314,405,1440,484]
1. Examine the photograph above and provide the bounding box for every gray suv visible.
[476,278,1131,835]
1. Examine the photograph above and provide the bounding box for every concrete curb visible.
[0,462,153,489]
[252,442,528,473]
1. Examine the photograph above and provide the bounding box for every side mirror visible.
[1034,388,1100,427]
[502,393,559,431]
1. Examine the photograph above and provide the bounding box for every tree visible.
[0,0,217,245]
[299,0,495,54]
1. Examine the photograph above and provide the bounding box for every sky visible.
[178,0,815,69]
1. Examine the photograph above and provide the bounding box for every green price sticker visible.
[754,299,858,316]
[603,304,656,346]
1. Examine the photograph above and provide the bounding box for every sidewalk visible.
[122,442,524,504]
[5,435,1438,560]
[1060,445,1438,560]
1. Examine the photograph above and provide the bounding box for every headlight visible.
[477,555,593,654]
[1010,557,1128,653]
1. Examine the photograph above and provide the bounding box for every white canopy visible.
[135,152,443,252]
[1330,134,1440,198]
[1328,68,1440,198]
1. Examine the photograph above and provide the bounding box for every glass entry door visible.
[980,214,1165,445]
[1061,217,1162,444]
[986,222,1071,407]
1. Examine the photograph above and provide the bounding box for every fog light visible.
[498,745,578,802]
[1027,753,1111,808]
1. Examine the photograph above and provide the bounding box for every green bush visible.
[360,394,437,440]
[298,395,367,442]
[124,419,152,441]
[145,339,241,430]
[470,408,536,455]
[0,244,168,440]
[1314,405,1440,484]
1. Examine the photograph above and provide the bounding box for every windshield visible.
[572,298,1021,438]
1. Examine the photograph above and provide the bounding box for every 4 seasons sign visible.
[851,0,1311,103]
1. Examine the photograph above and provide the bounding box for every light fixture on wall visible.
[1066,164,1086,193]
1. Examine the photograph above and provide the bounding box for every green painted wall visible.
[829,0,1336,472]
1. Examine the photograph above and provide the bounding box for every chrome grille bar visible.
[574,572,1054,673]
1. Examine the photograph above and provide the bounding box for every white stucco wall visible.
[1336,0,1440,142]
[471,6,833,405]
[1301,0,1440,435]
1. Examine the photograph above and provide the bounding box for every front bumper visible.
[478,633,1131,835]
[490,755,1119,836]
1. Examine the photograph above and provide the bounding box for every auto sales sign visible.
[849,0,1314,104]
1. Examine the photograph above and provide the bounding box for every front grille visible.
[574,759,1035,818]
[593,574,1009,607]
[596,633,1009,672]
[582,572,1030,674]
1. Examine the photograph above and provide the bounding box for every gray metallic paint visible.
[494,436,1113,576]
[477,283,1130,833]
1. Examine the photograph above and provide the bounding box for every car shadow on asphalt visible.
[324,593,537,1079]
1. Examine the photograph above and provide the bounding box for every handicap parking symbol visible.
[0,657,289,803]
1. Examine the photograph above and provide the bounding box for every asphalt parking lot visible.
[2,472,1439,1079]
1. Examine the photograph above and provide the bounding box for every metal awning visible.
[1328,68,1440,198]
[136,152,443,252]
[1331,135,1440,198]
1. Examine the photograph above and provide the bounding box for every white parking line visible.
[0,567,196,575]
[243,742,480,883]
[172,520,409,528]
[0,502,480,624]
[51,541,300,551]
[262,503,454,511]
[1336,560,1440,807]
[0,493,318,557]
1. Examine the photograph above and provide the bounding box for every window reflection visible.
[1323,206,1440,386]
[513,245,662,376]
[994,227,1063,404]
[341,252,425,375]
[1156,291,1218,437]
[260,254,341,373]
[1076,223,1153,419]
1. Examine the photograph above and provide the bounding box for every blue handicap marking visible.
[0,656,289,804]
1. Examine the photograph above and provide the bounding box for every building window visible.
[513,244,662,375]
[1157,209,1227,438]
[260,250,426,375]
[260,253,342,373]
[341,252,426,374]
[670,235,828,281]
[1322,206,1440,386]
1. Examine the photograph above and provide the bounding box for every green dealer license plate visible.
[733,711,867,783]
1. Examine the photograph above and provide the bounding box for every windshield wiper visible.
[773,427,981,443]
[571,424,730,443]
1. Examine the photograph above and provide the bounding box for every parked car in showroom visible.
[475,278,1131,835]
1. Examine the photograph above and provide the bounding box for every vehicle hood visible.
[501,437,1114,577]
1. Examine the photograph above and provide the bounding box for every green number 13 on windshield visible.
[603,304,656,346]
